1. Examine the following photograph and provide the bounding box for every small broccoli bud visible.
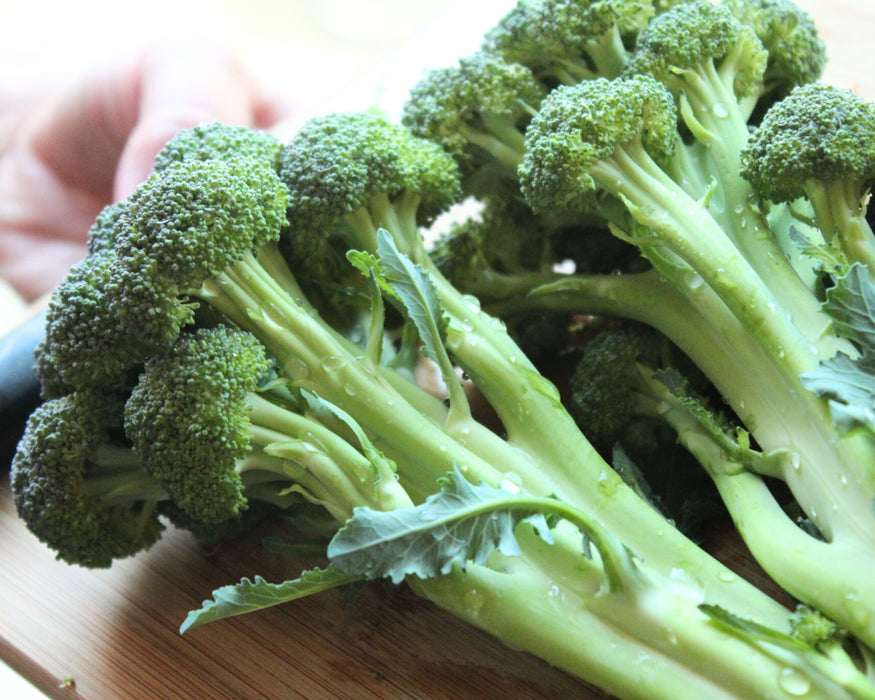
[569,323,648,450]
[402,52,545,183]
[124,325,272,524]
[483,0,653,85]
[722,0,826,101]
[153,122,284,172]
[10,391,164,568]
[790,605,846,648]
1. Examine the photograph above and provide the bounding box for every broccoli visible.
[722,0,826,109]
[10,390,165,567]
[481,0,654,86]
[125,325,410,524]
[741,82,875,271]
[152,121,284,171]
[401,52,545,186]
[13,17,875,692]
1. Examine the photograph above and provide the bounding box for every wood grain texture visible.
[0,1,871,699]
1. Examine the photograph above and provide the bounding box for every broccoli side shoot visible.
[401,53,545,187]
[124,325,272,523]
[279,111,461,264]
[482,0,654,86]
[519,74,678,217]
[10,391,165,567]
[722,0,826,108]
[39,248,148,395]
[625,0,767,148]
[741,83,875,270]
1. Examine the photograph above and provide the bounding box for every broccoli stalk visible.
[16,98,875,697]
[276,110,815,632]
[516,74,875,645]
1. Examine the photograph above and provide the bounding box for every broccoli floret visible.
[624,0,767,173]
[124,325,272,523]
[482,0,654,86]
[153,122,284,172]
[279,111,461,278]
[10,390,165,567]
[519,75,678,216]
[125,325,385,525]
[741,83,875,270]
[722,0,826,108]
[402,53,545,187]
[86,201,127,255]
[39,248,149,394]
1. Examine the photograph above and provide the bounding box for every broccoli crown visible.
[279,111,461,249]
[432,197,552,289]
[124,325,271,524]
[41,248,146,393]
[740,83,875,203]
[153,122,284,172]
[116,156,289,290]
[482,0,654,81]
[402,52,546,167]
[568,322,647,450]
[722,0,826,96]
[519,75,678,213]
[10,391,164,568]
[626,0,767,98]
[86,201,127,255]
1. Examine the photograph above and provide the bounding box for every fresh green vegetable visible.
[10,1,875,698]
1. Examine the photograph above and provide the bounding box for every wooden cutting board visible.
[0,1,871,698]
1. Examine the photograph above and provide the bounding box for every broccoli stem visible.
[590,138,820,386]
[526,267,875,549]
[805,179,875,271]
[584,24,629,79]
[460,122,525,174]
[416,263,793,625]
[670,71,840,357]
[642,374,875,650]
[412,534,864,700]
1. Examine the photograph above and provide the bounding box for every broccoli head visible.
[741,82,875,269]
[10,391,164,567]
[741,83,875,205]
[124,325,272,524]
[483,0,654,85]
[280,111,461,260]
[402,52,545,184]
[722,0,825,102]
[519,74,678,215]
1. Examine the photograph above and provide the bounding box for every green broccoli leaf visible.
[801,352,875,432]
[180,566,358,633]
[326,466,555,584]
[374,229,446,365]
[801,263,875,432]
[821,263,875,351]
